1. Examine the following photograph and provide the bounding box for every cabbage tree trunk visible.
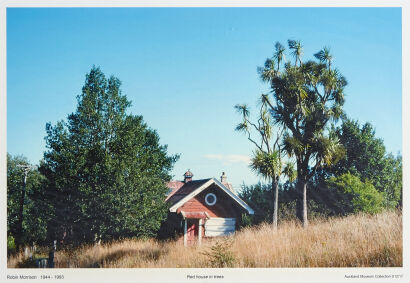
[272,179,279,230]
[296,178,308,228]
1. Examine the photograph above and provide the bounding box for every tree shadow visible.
[86,246,168,268]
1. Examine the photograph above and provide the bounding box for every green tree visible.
[239,181,330,225]
[331,118,402,208]
[235,42,301,230]
[7,154,48,250]
[40,66,178,245]
[327,173,384,214]
[235,92,289,229]
[259,41,346,227]
[239,183,273,225]
[387,154,402,208]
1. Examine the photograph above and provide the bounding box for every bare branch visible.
[247,132,263,152]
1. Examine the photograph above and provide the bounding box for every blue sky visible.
[7,8,402,189]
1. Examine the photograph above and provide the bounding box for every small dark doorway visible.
[186,219,198,245]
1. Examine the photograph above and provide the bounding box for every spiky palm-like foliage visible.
[235,94,287,229]
[288,40,303,66]
[274,41,286,70]
[250,150,282,181]
[283,161,297,183]
[314,47,333,69]
[257,58,277,83]
[259,40,347,227]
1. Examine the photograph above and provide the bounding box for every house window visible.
[205,193,217,206]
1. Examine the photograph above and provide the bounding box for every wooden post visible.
[16,169,28,251]
[198,219,203,246]
[183,219,187,247]
[48,240,57,268]
[24,247,29,258]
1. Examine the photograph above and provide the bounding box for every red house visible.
[165,170,254,246]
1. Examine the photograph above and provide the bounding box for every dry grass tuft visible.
[8,210,402,268]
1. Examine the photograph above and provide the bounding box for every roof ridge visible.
[169,178,254,214]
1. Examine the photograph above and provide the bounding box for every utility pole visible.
[15,164,35,251]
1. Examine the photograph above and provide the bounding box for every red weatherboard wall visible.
[177,184,243,218]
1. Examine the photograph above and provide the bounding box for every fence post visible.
[48,240,57,268]
[24,247,29,258]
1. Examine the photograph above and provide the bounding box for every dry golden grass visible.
[8,210,402,268]
[233,210,402,267]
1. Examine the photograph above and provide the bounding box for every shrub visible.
[7,235,16,255]
[202,238,236,267]
[240,213,253,228]
[327,173,384,214]
[239,183,333,225]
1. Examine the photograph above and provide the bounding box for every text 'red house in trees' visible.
[164,170,254,246]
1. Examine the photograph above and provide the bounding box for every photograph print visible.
[5,5,403,277]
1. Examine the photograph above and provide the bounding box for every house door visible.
[186,219,198,245]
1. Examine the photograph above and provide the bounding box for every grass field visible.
[8,210,402,268]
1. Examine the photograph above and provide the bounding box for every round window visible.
[205,193,217,206]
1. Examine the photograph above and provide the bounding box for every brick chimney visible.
[220,172,227,183]
[221,172,235,193]
[183,170,193,183]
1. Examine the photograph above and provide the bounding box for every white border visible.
[0,0,407,8]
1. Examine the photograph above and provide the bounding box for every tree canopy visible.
[239,100,402,221]
[234,95,287,229]
[330,118,402,209]
[7,154,48,251]
[256,40,346,227]
[327,173,384,214]
[40,66,178,245]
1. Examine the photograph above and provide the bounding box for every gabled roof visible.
[166,179,211,206]
[167,180,185,191]
[167,178,254,214]
[165,180,185,201]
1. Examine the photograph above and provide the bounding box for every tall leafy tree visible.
[239,183,274,225]
[331,118,402,208]
[40,67,178,245]
[235,91,294,229]
[259,41,346,227]
[7,154,48,250]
